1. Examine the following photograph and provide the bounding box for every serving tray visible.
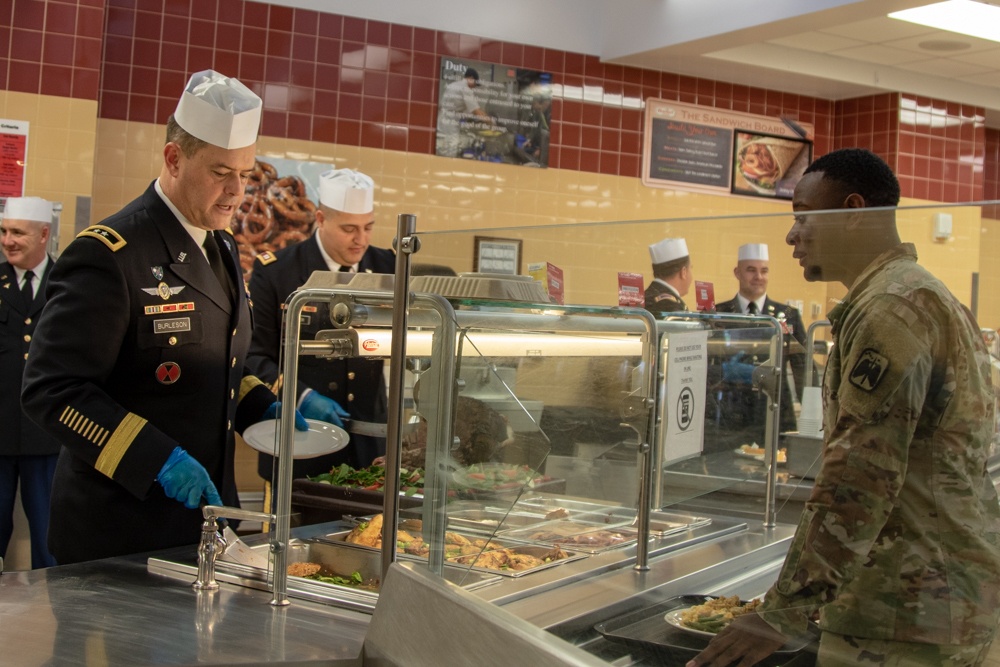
[594,595,816,666]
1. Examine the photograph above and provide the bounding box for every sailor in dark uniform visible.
[21,71,277,564]
[0,197,60,568]
[714,243,811,445]
[248,169,395,486]
[644,237,692,316]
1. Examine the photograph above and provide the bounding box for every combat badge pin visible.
[155,362,181,385]
[849,348,888,392]
[142,283,185,300]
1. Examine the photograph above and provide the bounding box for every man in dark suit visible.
[644,237,692,316]
[1,196,59,568]
[248,168,395,488]
[715,243,810,440]
[21,71,276,564]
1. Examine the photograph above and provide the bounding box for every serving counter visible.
[8,204,996,667]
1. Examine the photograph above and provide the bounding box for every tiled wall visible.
[897,94,985,204]
[985,127,999,220]
[92,0,836,180]
[2,0,104,100]
[835,93,986,204]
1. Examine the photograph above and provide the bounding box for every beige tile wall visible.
[1,91,97,249]
[93,118,990,329]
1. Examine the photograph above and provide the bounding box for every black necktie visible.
[21,269,35,306]
[339,264,353,273]
[747,301,758,315]
[203,233,233,299]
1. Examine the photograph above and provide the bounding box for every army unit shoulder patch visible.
[78,225,127,252]
[849,348,889,392]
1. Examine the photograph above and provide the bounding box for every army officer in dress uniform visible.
[248,168,395,487]
[21,70,277,564]
[644,237,692,316]
[1,196,59,568]
[715,243,811,437]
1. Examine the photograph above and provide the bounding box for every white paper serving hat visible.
[173,70,262,149]
[318,169,375,214]
[738,243,769,261]
[3,196,53,223]
[649,237,688,264]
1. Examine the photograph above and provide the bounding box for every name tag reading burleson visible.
[154,317,192,334]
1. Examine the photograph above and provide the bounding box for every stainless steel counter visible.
[0,549,368,666]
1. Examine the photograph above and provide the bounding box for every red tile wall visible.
[2,0,105,100]
[985,128,1000,220]
[834,93,900,170]
[835,93,985,203]
[0,0,990,200]
[87,0,834,179]
[897,94,984,203]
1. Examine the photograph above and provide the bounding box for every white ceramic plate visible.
[242,418,349,459]
[663,607,718,637]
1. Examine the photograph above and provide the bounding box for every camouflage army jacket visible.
[759,243,1000,644]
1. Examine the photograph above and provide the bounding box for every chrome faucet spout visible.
[193,505,276,590]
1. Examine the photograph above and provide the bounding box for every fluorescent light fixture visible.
[889,0,1000,43]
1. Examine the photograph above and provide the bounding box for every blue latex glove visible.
[299,391,350,428]
[156,446,223,509]
[261,401,309,431]
[722,353,755,385]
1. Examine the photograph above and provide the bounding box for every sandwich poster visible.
[642,100,814,201]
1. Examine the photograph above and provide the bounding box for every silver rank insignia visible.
[142,283,186,300]
[151,266,164,280]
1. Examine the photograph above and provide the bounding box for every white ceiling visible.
[271,0,1000,126]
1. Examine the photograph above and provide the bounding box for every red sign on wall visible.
[0,119,29,201]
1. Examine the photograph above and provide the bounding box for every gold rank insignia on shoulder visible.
[78,225,126,252]
[256,251,277,266]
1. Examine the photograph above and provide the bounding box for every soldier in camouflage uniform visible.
[689,149,1000,667]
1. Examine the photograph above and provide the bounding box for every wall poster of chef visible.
[642,99,813,201]
[231,156,328,279]
[435,57,553,167]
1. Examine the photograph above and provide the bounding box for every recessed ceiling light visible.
[890,0,1000,43]
[917,39,972,51]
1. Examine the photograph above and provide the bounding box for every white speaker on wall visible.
[933,212,952,241]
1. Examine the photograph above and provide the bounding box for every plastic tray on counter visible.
[594,595,816,666]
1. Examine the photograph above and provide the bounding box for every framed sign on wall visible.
[473,236,522,275]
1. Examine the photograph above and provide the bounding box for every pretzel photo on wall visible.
[230,159,318,277]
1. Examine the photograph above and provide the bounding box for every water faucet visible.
[193,505,276,591]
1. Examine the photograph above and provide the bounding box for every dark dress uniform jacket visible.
[1,258,59,456]
[644,279,686,316]
[714,295,811,435]
[248,236,395,479]
[21,183,274,564]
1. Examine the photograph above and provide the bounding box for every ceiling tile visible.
[958,70,1000,87]
[821,17,936,43]
[830,44,926,66]
[767,31,865,53]
[952,47,1000,67]
[884,33,1000,56]
[894,58,993,78]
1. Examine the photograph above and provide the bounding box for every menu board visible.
[0,119,29,201]
[642,100,813,201]
[648,119,731,188]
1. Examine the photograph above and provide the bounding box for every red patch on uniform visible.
[156,362,181,384]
